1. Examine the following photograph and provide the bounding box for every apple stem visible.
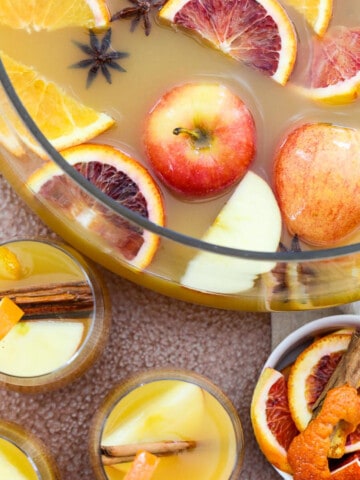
[173,127,210,148]
[173,127,200,139]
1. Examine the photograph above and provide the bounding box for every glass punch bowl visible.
[1,57,360,313]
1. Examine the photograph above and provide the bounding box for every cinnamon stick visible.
[0,281,94,316]
[101,440,196,465]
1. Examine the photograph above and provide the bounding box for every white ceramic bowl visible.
[262,314,360,479]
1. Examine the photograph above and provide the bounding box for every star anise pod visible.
[111,0,167,36]
[71,28,129,88]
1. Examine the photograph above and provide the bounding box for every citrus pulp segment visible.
[27,144,165,270]
[0,0,110,31]
[250,367,297,474]
[180,171,282,294]
[294,26,360,104]
[287,332,351,432]
[159,0,297,85]
[282,0,332,37]
[0,51,115,157]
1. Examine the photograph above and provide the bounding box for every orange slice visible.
[282,0,332,37]
[0,245,22,280]
[27,143,165,270]
[287,332,351,432]
[124,451,160,480]
[0,0,110,31]
[250,367,298,474]
[294,26,360,104]
[159,0,297,85]
[0,51,115,157]
[0,297,24,340]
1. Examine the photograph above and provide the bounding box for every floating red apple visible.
[273,123,360,246]
[143,82,256,197]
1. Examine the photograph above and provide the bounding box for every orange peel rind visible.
[0,245,22,280]
[0,297,24,340]
[287,384,360,480]
[124,451,160,480]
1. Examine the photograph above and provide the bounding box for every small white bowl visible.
[263,314,360,480]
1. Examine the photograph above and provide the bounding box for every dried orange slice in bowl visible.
[159,0,297,85]
[287,331,352,432]
[252,314,360,479]
[27,144,165,270]
[250,367,298,474]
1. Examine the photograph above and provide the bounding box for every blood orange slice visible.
[295,26,360,104]
[287,332,352,432]
[159,0,297,85]
[251,367,298,474]
[27,144,165,270]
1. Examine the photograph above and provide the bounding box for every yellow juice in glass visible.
[0,420,60,479]
[0,0,359,310]
[0,438,39,480]
[89,370,244,479]
[0,239,110,391]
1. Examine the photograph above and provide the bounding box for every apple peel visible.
[181,171,282,294]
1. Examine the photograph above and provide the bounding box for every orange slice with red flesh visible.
[159,0,297,85]
[0,0,110,31]
[251,367,298,474]
[287,332,352,432]
[27,144,165,270]
[295,26,360,104]
[0,297,24,340]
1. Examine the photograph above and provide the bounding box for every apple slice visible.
[181,171,282,294]
[0,320,84,377]
[102,381,205,447]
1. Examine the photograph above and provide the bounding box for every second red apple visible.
[143,82,256,197]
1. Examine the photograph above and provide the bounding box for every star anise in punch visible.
[111,0,167,36]
[71,28,129,88]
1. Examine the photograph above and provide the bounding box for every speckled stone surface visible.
[0,174,282,479]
